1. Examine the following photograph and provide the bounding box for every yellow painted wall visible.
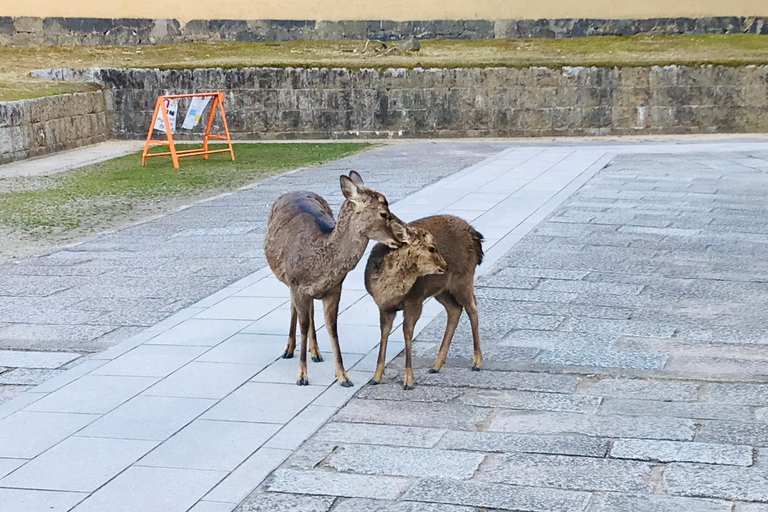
[2,0,768,22]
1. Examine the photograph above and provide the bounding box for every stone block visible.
[266,469,410,500]
[611,439,753,466]
[589,493,733,512]
[663,462,768,501]
[13,16,43,33]
[236,493,334,512]
[458,388,601,413]
[401,478,591,512]
[326,445,485,479]
[583,378,700,401]
[438,431,609,457]
[477,452,655,492]
[336,399,490,430]
[489,410,695,440]
[313,422,446,448]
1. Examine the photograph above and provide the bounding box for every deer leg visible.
[308,301,323,363]
[456,288,482,371]
[282,299,297,359]
[370,308,396,384]
[293,292,312,386]
[402,300,423,390]
[322,284,353,387]
[429,292,463,374]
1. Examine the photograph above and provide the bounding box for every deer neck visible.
[324,201,370,278]
[370,250,421,309]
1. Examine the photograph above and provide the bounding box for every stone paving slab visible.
[1,140,768,511]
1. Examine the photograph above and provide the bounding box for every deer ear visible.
[348,170,364,187]
[340,175,360,201]
[391,220,411,244]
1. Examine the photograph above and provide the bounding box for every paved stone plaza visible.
[0,139,767,511]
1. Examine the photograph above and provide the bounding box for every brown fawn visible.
[365,215,483,389]
[264,171,401,387]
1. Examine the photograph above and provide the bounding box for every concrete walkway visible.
[0,139,767,511]
[0,141,144,178]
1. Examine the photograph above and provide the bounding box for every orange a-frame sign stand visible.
[141,91,235,169]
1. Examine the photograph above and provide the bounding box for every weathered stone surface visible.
[357,384,462,403]
[332,499,474,512]
[457,388,602,413]
[314,422,446,448]
[325,445,485,479]
[582,378,700,401]
[611,439,754,466]
[708,384,768,406]
[438,431,609,457]
[477,453,655,492]
[663,463,768,501]
[589,493,733,512]
[696,421,768,447]
[489,410,695,440]
[335,400,490,430]
[266,469,411,500]
[599,399,753,421]
[236,492,334,512]
[415,368,580,393]
[401,478,592,512]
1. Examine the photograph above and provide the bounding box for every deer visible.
[264,171,401,387]
[365,214,484,389]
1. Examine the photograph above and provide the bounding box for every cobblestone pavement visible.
[244,149,768,511]
[0,142,505,403]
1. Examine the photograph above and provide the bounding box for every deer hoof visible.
[403,384,414,391]
[340,380,354,388]
[311,355,324,363]
[296,378,309,386]
[282,352,294,359]
[471,365,481,372]
[428,368,439,374]
[368,378,380,385]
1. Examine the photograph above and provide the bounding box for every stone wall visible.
[2,16,768,46]
[0,91,110,164]
[35,65,768,140]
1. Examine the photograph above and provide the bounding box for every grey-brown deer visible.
[264,171,401,387]
[365,215,483,389]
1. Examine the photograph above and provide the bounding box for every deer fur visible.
[365,215,483,389]
[264,171,401,386]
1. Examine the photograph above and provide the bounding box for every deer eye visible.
[380,213,388,219]
[428,247,436,253]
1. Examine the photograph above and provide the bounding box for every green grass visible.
[0,142,371,231]
[2,34,768,100]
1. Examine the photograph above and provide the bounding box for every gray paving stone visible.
[25,374,158,414]
[266,469,411,500]
[201,382,323,424]
[336,400,490,431]
[326,445,485,479]
[611,439,753,466]
[0,488,87,512]
[537,279,644,295]
[0,436,158,492]
[599,399,754,422]
[565,317,678,338]
[663,463,768,501]
[332,499,474,512]
[264,405,337,451]
[664,356,768,377]
[473,287,578,303]
[582,378,700,401]
[477,452,655,493]
[357,385,463,403]
[138,419,280,471]
[696,421,768,447]
[143,362,263,400]
[77,395,215,441]
[536,348,667,370]
[458,389,602,413]
[0,410,99,459]
[415,367,580,393]
[235,493,334,512]
[438,431,609,457]
[91,344,208,378]
[588,493,733,512]
[72,465,228,512]
[401,478,591,512]
[0,323,118,351]
[489,410,695,440]
[204,447,291,504]
[741,505,768,512]
[314,422,446,448]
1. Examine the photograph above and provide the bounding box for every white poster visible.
[182,96,212,130]
[153,98,178,133]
